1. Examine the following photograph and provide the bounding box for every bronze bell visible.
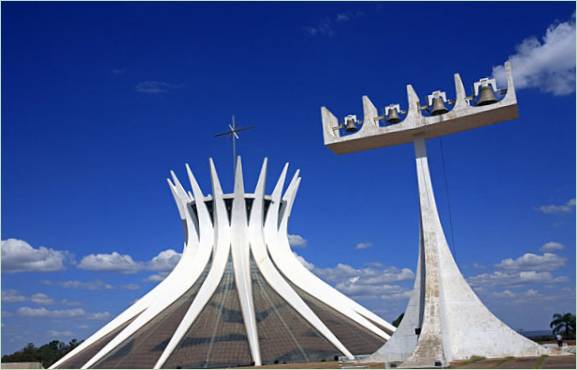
[386,107,401,123]
[345,117,357,132]
[430,97,449,116]
[476,85,498,106]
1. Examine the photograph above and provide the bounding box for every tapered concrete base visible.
[368,138,548,367]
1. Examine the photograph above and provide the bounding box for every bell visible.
[345,117,357,132]
[476,85,498,106]
[430,97,449,116]
[386,107,401,123]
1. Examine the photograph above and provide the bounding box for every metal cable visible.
[439,138,456,260]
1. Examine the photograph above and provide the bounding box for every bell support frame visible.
[321,62,517,154]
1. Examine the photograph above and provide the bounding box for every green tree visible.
[2,338,83,368]
[550,312,576,339]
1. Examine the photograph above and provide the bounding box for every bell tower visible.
[319,62,548,367]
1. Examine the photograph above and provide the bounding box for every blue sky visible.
[2,1,575,355]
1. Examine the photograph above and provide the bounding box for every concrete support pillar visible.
[368,138,548,368]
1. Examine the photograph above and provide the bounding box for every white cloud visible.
[17,307,85,318]
[315,263,414,285]
[354,242,372,250]
[135,81,182,94]
[87,312,111,320]
[469,270,568,287]
[537,198,575,214]
[293,252,315,270]
[541,241,565,251]
[2,290,26,303]
[492,288,542,300]
[495,253,566,271]
[1,239,68,272]
[493,289,516,298]
[121,283,140,290]
[78,252,140,273]
[17,307,110,321]
[48,330,73,338]
[145,272,170,282]
[61,299,81,306]
[303,11,365,37]
[42,279,114,290]
[303,18,335,37]
[148,249,181,271]
[493,13,576,95]
[77,249,181,274]
[30,293,54,305]
[290,254,413,302]
[288,234,307,248]
[495,252,566,271]
[313,261,414,301]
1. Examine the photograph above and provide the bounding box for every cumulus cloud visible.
[17,307,110,321]
[354,242,372,250]
[290,254,413,302]
[495,252,566,271]
[288,234,307,248]
[78,252,140,273]
[313,261,414,300]
[60,299,82,306]
[493,13,576,95]
[1,239,68,272]
[492,288,542,300]
[303,10,365,37]
[87,312,111,320]
[135,81,182,94]
[541,241,565,251]
[48,330,74,338]
[315,263,414,285]
[2,290,26,303]
[77,249,181,274]
[293,252,315,270]
[30,293,54,305]
[537,198,576,214]
[42,279,114,290]
[17,307,85,318]
[469,270,568,288]
[145,272,170,282]
[121,283,140,290]
[148,249,181,271]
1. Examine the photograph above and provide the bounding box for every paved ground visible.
[247,355,576,369]
[450,355,576,369]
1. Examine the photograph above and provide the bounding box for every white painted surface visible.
[230,158,261,366]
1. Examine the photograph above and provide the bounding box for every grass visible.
[490,356,514,368]
[452,355,487,367]
[534,354,549,369]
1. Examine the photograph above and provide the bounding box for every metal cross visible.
[214,115,255,176]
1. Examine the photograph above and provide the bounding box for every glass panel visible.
[291,284,387,355]
[163,255,252,369]
[251,256,341,365]
[55,314,140,369]
[92,260,212,368]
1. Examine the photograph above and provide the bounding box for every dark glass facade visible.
[163,255,253,369]
[55,315,140,369]
[91,261,212,368]
[291,284,387,355]
[251,255,342,365]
